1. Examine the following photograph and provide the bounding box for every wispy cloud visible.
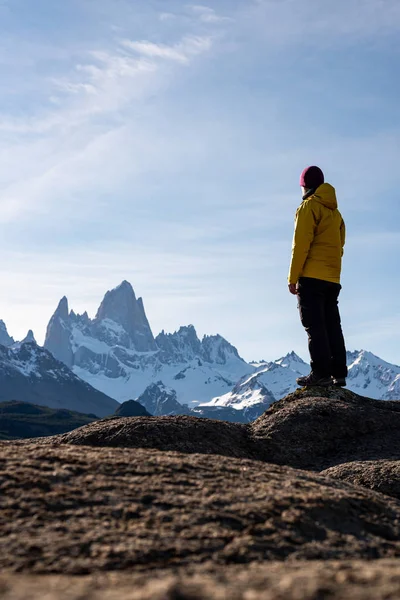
[189,5,232,24]
[0,22,215,222]
[121,35,212,64]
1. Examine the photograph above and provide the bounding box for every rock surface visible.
[3,387,400,599]
[3,561,400,599]
[251,386,400,470]
[41,387,400,472]
[2,444,400,576]
[322,459,400,501]
[48,415,258,460]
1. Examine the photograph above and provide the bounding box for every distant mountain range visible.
[0,398,151,441]
[0,400,98,440]
[0,280,398,423]
[0,341,118,417]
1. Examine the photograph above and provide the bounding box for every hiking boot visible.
[296,373,332,387]
[332,377,347,387]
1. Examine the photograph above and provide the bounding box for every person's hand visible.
[288,283,298,295]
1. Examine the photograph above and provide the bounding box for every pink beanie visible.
[300,166,324,189]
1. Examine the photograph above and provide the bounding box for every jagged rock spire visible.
[44,296,73,367]
[21,330,36,344]
[94,281,157,352]
[0,320,14,347]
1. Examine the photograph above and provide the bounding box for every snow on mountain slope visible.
[41,279,400,413]
[0,342,118,417]
[347,350,400,400]
[204,350,400,410]
[45,282,253,405]
[202,352,307,410]
[201,371,275,410]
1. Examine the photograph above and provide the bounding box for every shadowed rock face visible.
[43,387,400,472]
[2,444,400,576]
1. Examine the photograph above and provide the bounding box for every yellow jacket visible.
[288,183,345,284]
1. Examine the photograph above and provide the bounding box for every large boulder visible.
[321,460,400,501]
[49,415,257,460]
[251,387,400,470]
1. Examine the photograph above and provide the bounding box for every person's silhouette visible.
[288,166,347,387]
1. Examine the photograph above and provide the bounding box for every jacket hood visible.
[312,183,337,210]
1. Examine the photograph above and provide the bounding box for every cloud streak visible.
[122,36,212,64]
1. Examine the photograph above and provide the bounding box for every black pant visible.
[297,277,347,378]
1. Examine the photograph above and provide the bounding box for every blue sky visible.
[0,0,399,363]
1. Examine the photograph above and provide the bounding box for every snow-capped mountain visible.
[135,381,268,423]
[346,350,400,400]
[0,342,118,417]
[203,349,400,412]
[39,280,400,419]
[202,371,276,411]
[44,281,252,405]
[0,321,37,350]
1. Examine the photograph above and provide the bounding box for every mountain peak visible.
[21,330,36,344]
[115,280,135,295]
[55,296,69,321]
[0,320,15,347]
[349,349,398,369]
[95,282,156,352]
[276,351,306,366]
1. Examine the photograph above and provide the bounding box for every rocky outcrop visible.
[251,386,400,470]
[50,415,256,459]
[2,444,400,576]
[4,386,400,598]
[322,460,400,501]
[44,387,400,471]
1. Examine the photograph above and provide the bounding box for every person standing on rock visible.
[288,166,347,387]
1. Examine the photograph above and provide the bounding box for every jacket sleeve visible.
[288,201,316,284]
[340,219,346,257]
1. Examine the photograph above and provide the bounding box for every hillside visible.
[0,398,152,441]
[0,400,98,440]
[0,341,119,417]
